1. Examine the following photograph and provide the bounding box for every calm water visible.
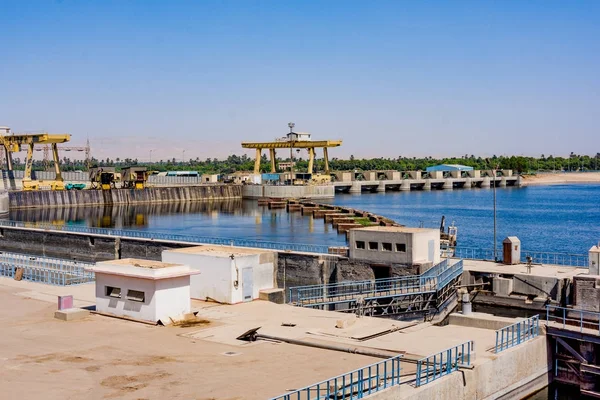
[8,184,600,254]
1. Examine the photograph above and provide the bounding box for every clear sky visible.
[1,1,599,161]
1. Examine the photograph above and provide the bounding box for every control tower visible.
[241,123,342,174]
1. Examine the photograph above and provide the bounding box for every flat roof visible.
[165,245,273,257]
[88,258,199,280]
[354,226,438,233]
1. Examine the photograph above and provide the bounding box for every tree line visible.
[5,152,600,174]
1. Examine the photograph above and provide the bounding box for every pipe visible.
[257,333,399,359]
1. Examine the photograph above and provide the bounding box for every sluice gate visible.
[288,259,463,318]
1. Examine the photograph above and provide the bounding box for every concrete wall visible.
[9,184,242,209]
[242,184,334,199]
[94,273,191,322]
[369,336,550,400]
[0,225,417,300]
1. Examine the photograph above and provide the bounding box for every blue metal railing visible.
[269,355,402,400]
[495,315,540,353]
[0,220,331,254]
[0,251,95,286]
[289,259,463,306]
[452,247,588,267]
[415,341,473,387]
[546,305,600,335]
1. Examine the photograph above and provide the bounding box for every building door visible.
[428,240,435,262]
[242,268,253,302]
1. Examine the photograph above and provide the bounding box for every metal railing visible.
[269,355,402,400]
[289,259,463,306]
[415,341,473,387]
[546,305,600,335]
[452,247,589,267]
[0,220,331,254]
[0,251,95,286]
[495,315,540,353]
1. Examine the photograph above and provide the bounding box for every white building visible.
[86,258,200,324]
[162,245,276,304]
[286,131,312,141]
[348,226,441,266]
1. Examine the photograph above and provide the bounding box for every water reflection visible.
[9,199,346,247]
[10,199,246,229]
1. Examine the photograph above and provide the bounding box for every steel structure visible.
[241,123,342,174]
[288,259,464,318]
[0,251,94,286]
[38,138,91,171]
[0,127,71,190]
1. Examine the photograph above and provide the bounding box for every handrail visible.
[495,315,540,353]
[452,247,588,267]
[546,305,600,335]
[415,341,473,387]
[0,220,331,254]
[0,250,95,286]
[269,355,402,400]
[289,259,463,306]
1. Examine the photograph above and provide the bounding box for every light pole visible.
[149,149,156,163]
[182,150,186,164]
[487,159,498,262]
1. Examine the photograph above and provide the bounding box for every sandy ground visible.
[520,172,600,186]
[0,277,501,400]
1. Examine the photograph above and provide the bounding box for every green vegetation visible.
[353,217,375,226]
[10,152,600,174]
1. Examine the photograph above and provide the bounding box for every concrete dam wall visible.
[8,184,242,209]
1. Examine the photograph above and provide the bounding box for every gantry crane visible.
[36,138,91,171]
[0,127,71,190]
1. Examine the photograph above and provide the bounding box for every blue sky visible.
[1,1,598,161]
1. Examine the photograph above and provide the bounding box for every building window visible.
[382,242,392,252]
[369,242,378,250]
[355,241,365,249]
[127,290,145,302]
[105,286,121,298]
[396,243,407,252]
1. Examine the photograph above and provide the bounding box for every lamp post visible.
[487,159,499,262]
[149,149,156,163]
[182,150,186,164]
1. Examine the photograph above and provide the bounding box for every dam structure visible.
[0,213,599,398]
[333,167,520,194]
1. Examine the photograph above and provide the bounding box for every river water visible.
[8,184,600,255]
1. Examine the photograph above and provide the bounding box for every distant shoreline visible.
[520,172,600,186]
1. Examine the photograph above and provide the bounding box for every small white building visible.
[162,245,276,304]
[201,174,220,183]
[287,131,312,142]
[86,258,199,324]
[348,226,441,266]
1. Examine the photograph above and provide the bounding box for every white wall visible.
[412,230,441,264]
[155,276,191,322]
[95,273,191,323]
[162,249,275,304]
[161,252,233,302]
[95,273,158,322]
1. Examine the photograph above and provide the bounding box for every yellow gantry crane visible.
[241,123,342,175]
[0,127,71,190]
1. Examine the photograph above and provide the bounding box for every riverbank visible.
[520,172,600,186]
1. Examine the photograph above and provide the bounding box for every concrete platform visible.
[0,276,549,400]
